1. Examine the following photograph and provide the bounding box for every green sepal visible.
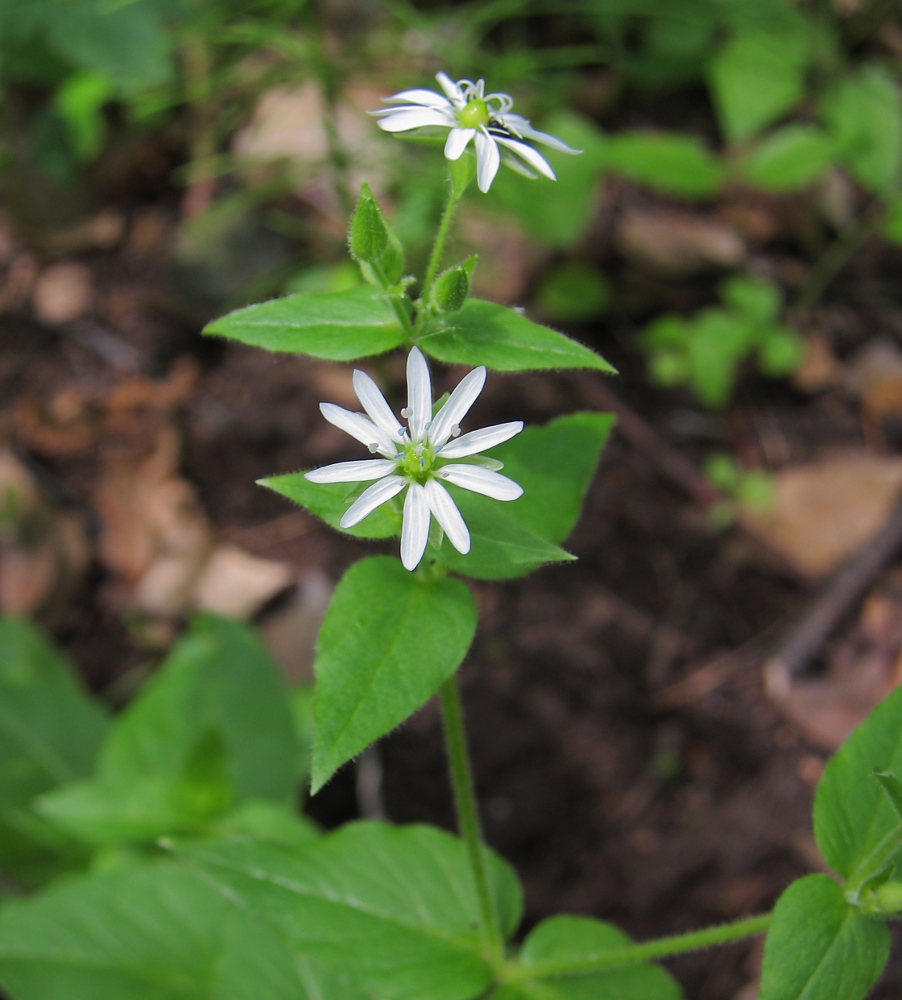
[430,255,476,314]
[349,182,405,286]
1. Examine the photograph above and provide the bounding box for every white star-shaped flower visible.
[370,72,581,193]
[306,347,524,570]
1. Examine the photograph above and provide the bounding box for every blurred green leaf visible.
[739,125,836,191]
[534,263,610,322]
[606,131,724,198]
[822,64,902,194]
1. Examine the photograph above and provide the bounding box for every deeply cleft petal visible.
[376,108,454,132]
[381,88,453,108]
[494,136,556,180]
[320,403,398,457]
[353,370,404,441]
[429,366,487,447]
[436,463,523,501]
[474,130,501,192]
[445,127,476,160]
[340,476,406,528]
[401,482,430,570]
[438,421,523,459]
[436,72,466,108]
[424,479,470,554]
[406,347,433,441]
[305,459,397,484]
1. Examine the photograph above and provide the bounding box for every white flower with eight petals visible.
[305,347,523,570]
[371,72,581,193]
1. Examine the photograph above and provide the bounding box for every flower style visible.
[305,347,524,571]
[371,72,581,193]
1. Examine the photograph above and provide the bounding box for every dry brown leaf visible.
[614,209,745,276]
[259,570,332,684]
[32,262,93,324]
[194,544,293,620]
[791,334,843,393]
[844,338,902,421]
[743,454,902,577]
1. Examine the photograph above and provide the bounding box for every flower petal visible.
[353,370,403,440]
[494,136,556,180]
[437,464,523,501]
[382,88,451,108]
[445,127,476,161]
[377,108,454,133]
[428,366,487,447]
[436,72,466,108]
[340,476,406,528]
[305,459,397,484]
[320,402,397,457]
[499,114,582,154]
[438,421,523,459]
[406,347,433,441]
[424,479,470,554]
[401,482,430,570]
[474,130,501,192]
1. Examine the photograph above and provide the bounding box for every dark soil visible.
[3,206,902,1000]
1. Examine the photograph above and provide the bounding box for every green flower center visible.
[400,440,436,484]
[458,98,489,129]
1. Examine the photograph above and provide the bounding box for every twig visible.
[765,495,902,700]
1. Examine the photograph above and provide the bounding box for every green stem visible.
[438,675,504,965]
[371,261,414,337]
[422,189,460,306]
[503,913,772,983]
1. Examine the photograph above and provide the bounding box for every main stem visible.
[422,190,460,304]
[439,675,504,965]
[504,913,772,982]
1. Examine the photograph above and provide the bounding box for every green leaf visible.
[720,276,781,323]
[686,310,754,409]
[814,683,902,882]
[39,615,299,846]
[606,132,724,198]
[873,771,902,823]
[418,299,615,374]
[0,861,361,1000]
[260,474,402,539]
[759,875,889,1000]
[493,916,682,1000]
[212,799,319,846]
[739,125,836,191]
[174,821,523,1000]
[203,287,407,361]
[0,616,108,882]
[534,264,610,323]
[485,413,615,545]
[822,64,902,194]
[312,558,476,791]
[709,24,812,142]
[884,195,902,246]
[349,182,405,286]
[437,490,576,581]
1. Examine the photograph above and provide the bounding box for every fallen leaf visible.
[744,453,902,577]
[844,338,902,421]
[32,262,93,324]
[614,208,745,276]
[194,544,293,620]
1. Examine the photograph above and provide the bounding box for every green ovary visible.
[400,441,436,484]
[458,98,489,129]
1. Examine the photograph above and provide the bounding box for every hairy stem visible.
[504,913,772,982]
[422,189,460,306]
[439,675,504,964]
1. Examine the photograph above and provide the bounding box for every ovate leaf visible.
[204,287,407,360]
[486,413,614,545]
[437,491,575,580]
[739,125,836,190]
[493,915,682,999]
[418,299,615,373]
[175,821,523,1000]
[814,683,902,882]
[709,23,812,142]
[312,558,476,791]
[606,131,724,198]
[0,862,359,1000]
[759,875,889,1000]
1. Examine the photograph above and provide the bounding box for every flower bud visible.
[348,182,405,285]
[431,256,476,313]
[873,881,902,915]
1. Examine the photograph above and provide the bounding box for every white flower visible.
[371,72,581,193]
[306,347,524,571]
